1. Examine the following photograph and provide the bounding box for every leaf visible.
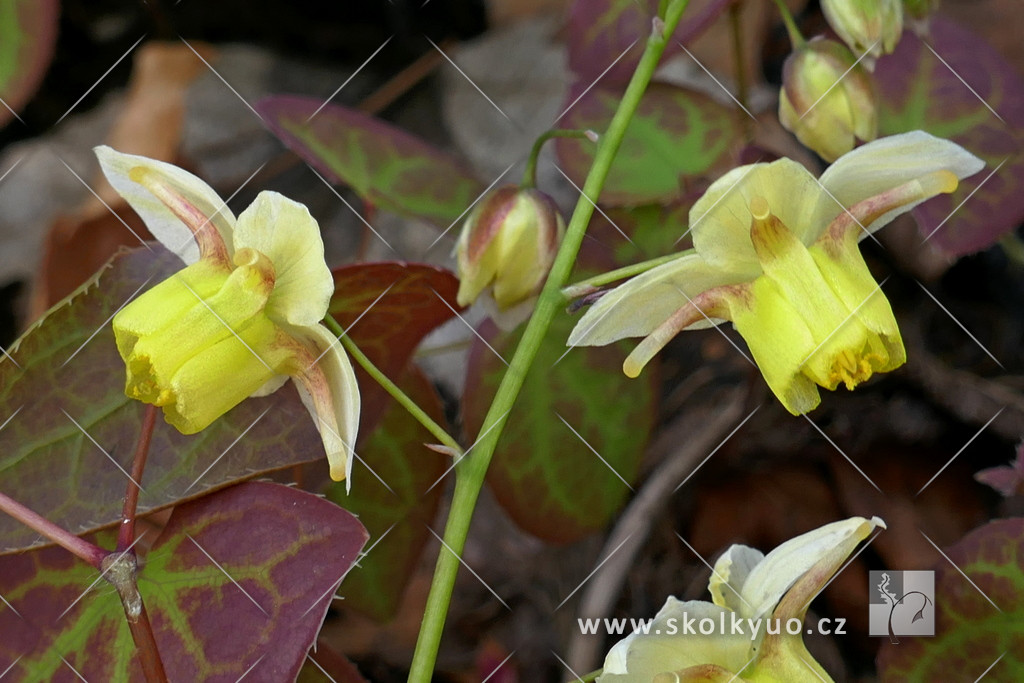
[329,262,460,431]
[462,315,656,544]
[0,247,323,554]
[875,19,1024,256]
[0,0,58,128]
[975,442,1024,497]
[256,95,485,228]
[877,518,1024,681]
[566,0,735,94]
[328,366,447,621]
[580,200,694,270]
[556,84,740,206]
[0,482,368,681]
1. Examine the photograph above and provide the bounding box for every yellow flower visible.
[597,517,885,683]
[568,132,983,415]
[96,146,360,487]
[456,185,564,325]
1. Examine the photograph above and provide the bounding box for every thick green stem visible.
[326,316,463,456]
[522,129,598,188]
[407,3,692,680]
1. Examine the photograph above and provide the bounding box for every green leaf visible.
[463,315,656,544]
[0,482,368,681]
[875,19,1024,256]
[556,84,740,206]
[0,247,324,554]
[329,262,460,432]
[329,367,448,621]
[0,0,58,128]
[876,518,1024,681]
[581,200,693,270]
[257,95,485,228]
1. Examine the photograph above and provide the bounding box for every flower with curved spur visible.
[96,146,360,487]
[597,516,885,682]
[568,132,983,415]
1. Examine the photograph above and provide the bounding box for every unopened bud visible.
[455,185,565,311]
[821,0,903,62]
[779,38,878,162]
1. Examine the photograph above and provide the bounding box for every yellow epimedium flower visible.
[597,516,885,683]
[95,146,360,487]
[568,132,984,415]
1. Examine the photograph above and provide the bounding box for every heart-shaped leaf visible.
[329,262,460,432]
[0,247,323,554]
[875,19,1024,256]
[462,315,656,543]
[556,83,740,206]
[0,481,368,681]
[0,0,58,128]
[257,95,484,228]
[876,518,1024,681]
[329,366,448,621]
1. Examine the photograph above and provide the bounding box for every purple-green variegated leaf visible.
[0,0,58,128]
[256,95,484,228]
[462,315,656,543]
[875,19,1024,256]
[329,367,448,621]
[556,84,740,206]
[877,518,1024,681]
[0,482,367,681]
[566,0,735,94]
[0,247,323,554]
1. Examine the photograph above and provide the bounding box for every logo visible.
[868,570,935,642]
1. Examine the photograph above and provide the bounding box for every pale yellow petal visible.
[818,131,985,238]
[598,598,752,682]
[284,323,361,490]
[709,545,763,615]
[95,146,236,264]
[232,191,334,327]
[737,516,884,621]
[690,159,835,268]
[568,253,754,348]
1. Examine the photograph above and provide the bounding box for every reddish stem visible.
[0,491,107,568]
[128,603,169,682]
[118,404,158,551]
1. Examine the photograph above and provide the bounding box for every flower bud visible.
[455,185,565,311]
[821,0,903,61]
[779,38,878,162]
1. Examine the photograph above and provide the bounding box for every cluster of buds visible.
[778,0,940,160]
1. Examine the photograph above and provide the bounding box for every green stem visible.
[561,249,694,300]
[522,129,598,188]
[578,669,602,683]
[407,2,692,680]
[326,316,463,456]
[771,0,806,49]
